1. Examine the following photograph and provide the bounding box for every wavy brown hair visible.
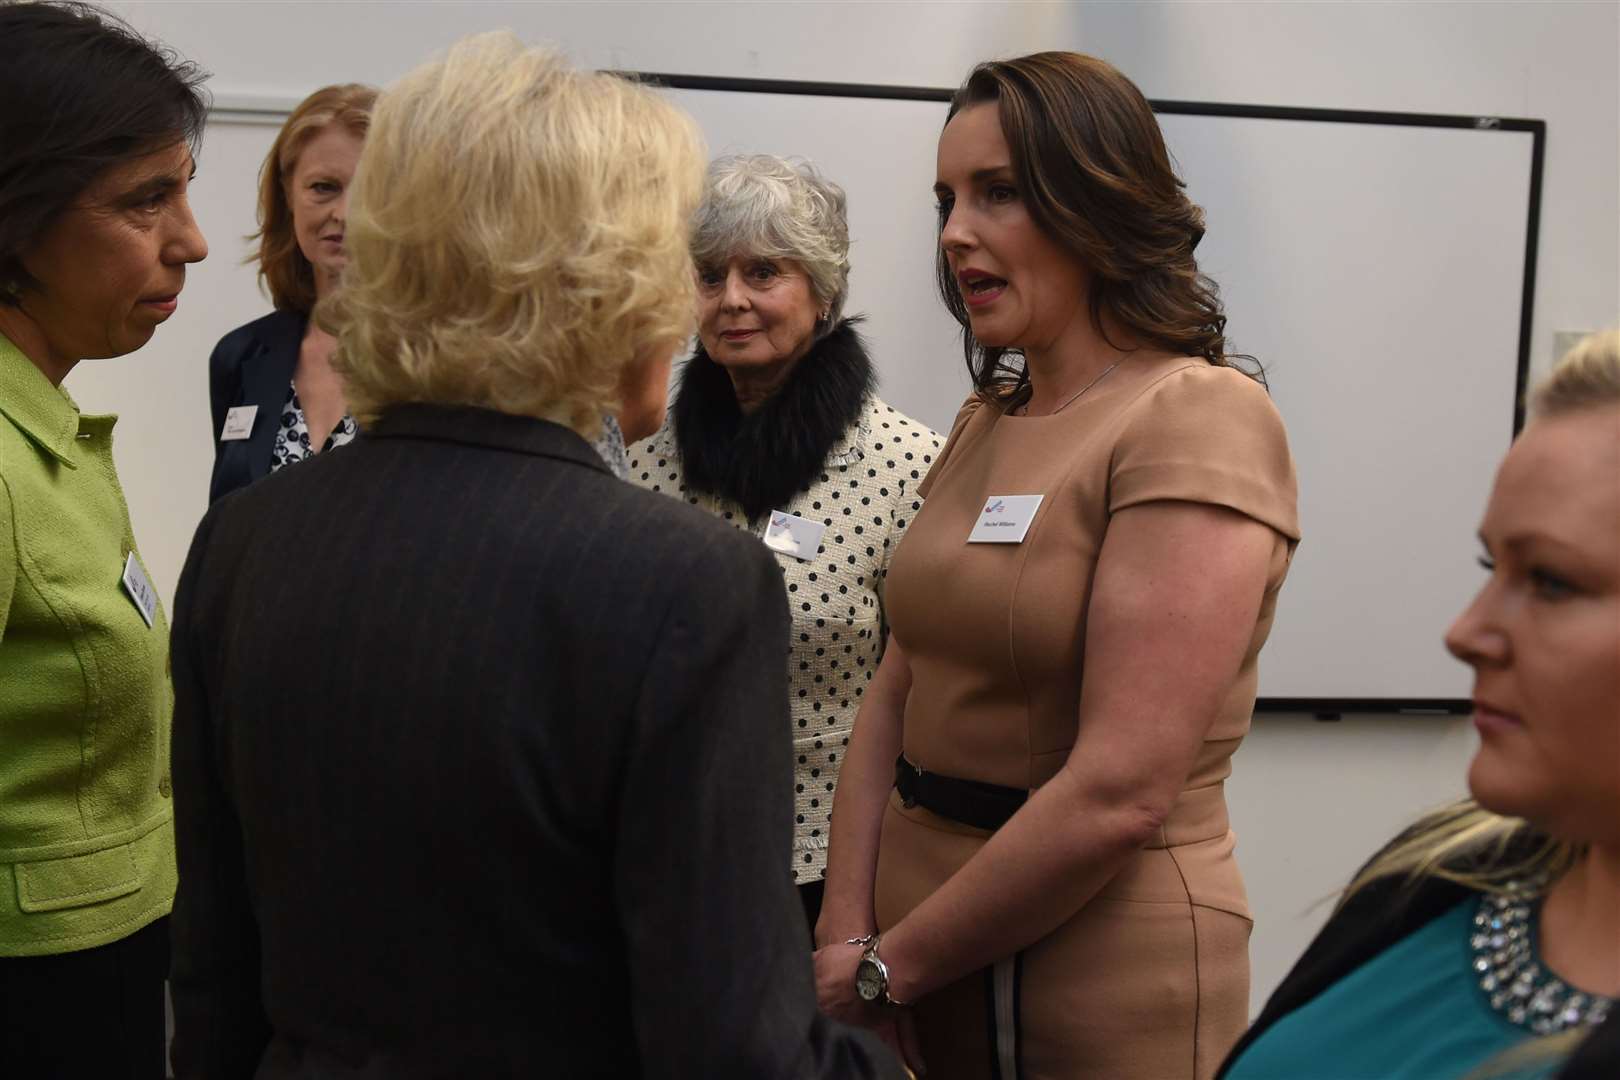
[251,83,377,313]
[937,52,1260,399]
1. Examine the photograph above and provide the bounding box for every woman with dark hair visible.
[1219,333,1618,1080]
[0,1,208,1075]
[815,53,1301,1079]
[206,83,376,504]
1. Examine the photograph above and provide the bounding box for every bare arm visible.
[815,635,913,947]
[819,500,1278,1005]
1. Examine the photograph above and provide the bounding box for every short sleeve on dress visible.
[916,393,989,499]
[1110,363,1301,542]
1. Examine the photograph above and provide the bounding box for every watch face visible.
[855,957,883,1002]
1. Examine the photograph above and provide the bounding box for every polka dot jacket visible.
[628,397,941,881]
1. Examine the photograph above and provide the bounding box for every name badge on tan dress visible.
[967,494,1044,543]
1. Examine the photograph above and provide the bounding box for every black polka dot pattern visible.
[627,398,942,881]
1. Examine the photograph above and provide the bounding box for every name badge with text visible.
[967,494,1044,544]
[122,552,158,628]
[763,511,827,562]
[220,405,258,442]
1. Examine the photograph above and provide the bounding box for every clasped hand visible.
[812,941,926,1076]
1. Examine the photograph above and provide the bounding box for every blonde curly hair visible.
[324,33,705,436]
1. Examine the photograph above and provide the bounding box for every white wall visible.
[84,0,1620,1019]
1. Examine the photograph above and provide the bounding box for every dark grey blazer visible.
[168,403,901,1080]
[207,310,304,505]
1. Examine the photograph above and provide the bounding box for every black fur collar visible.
[673,318,875,522]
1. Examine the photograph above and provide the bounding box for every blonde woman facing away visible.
[1220,330,1620,1080]
[167,34,904,1080]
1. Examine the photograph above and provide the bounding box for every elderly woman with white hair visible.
[166,36,902,1080]
[628,155,941,934]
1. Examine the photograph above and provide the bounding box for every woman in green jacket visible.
[0,3,209,1075]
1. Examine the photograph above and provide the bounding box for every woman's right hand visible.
[813,942,928,1075]
[813,941,879,1025]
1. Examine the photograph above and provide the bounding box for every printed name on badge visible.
[762,510,828,562]
[121,552,158,628]
[966,494,1044,544]
[220,405,258,442]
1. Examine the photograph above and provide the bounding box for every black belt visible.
[893,754,1028,832]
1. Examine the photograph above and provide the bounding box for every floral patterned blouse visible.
[271,379,357,472]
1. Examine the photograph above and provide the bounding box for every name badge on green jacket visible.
[121,553,158,628]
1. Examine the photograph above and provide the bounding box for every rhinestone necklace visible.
[1470,881,1613,1035]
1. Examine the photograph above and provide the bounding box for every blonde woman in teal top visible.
[0,3,209,1075]
[1219,332,1620,1080]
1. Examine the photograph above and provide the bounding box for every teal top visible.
[1227,900,1560,1080]
[0,333,175,956]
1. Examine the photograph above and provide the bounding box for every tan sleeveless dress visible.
[879,356,1301,1080]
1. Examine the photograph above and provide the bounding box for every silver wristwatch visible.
[851,932,910,1007]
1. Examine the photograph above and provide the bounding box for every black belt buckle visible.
[895,755,920,809]
[892,752,1028,831]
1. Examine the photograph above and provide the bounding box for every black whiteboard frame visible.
[626,72,1546,717]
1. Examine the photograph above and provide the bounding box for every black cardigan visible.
[206,309,305,505]
[1218,848,1619,1079]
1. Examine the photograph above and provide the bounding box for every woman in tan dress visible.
[814,53,1301,1080]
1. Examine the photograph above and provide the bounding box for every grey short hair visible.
[690,154,851,332]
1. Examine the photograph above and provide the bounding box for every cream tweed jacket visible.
[628,396,941,882]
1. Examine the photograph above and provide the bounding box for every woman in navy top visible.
[207,83,375,504]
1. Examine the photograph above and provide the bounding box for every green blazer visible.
[0,333,175,957]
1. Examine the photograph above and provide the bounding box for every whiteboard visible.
[62,83,1537,709]
[1162,112,1534,705]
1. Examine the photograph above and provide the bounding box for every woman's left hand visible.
[813,941,885,1027]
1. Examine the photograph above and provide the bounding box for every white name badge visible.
[220,405,258,441]
[967,494,1045,544]
[762,510,827,561]
[121,552,158,628]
